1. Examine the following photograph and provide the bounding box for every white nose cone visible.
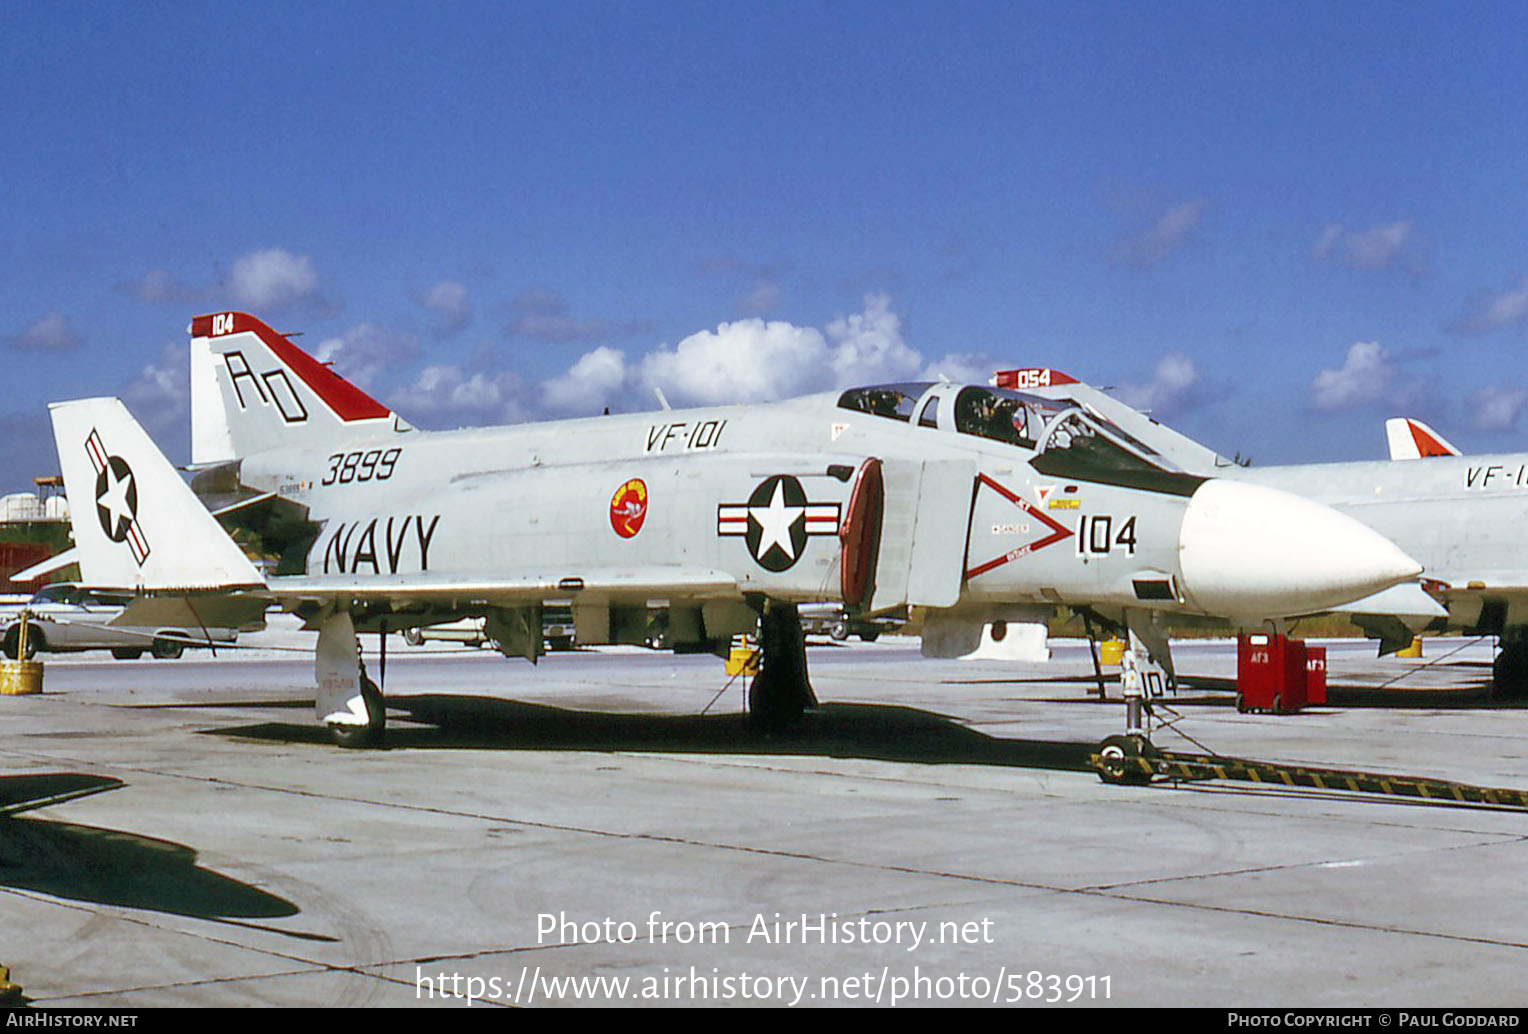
[1178,480,1422,620]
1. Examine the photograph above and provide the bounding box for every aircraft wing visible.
[267,566,740,604]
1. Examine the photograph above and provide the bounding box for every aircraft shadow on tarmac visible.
[210,695,1100,774]
[196,692,1528,818]
[0,774,300,926]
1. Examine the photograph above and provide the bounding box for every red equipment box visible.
[1305,645,1327,706]
[1237,634,1310,713]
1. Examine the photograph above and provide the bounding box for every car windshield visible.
[32,585,76,605]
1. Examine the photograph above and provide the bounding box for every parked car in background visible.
[0,583,240,660]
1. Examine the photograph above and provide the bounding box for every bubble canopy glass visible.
[836,382,1204,496]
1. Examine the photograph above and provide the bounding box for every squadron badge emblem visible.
[610,478,648,539]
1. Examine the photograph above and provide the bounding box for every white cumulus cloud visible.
[1114,352,1203,415]
[5,311,83,353]
[1453,276,1528,336]
[313,323,421,390]
[638,317,830,407]
[389,364,533,427]
[1466,384,1528,432]
[543,347,632,414]
[362,296,1003,429]
[120,342,191,448]
[1109,197,1208,269]
[1314,221,1422,273]
[824,294,922,386]
[1310,341,1395,412]
[228,248,330,313]
[416,280,472,338]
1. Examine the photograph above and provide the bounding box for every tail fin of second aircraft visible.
[1385,417,1461,460]
[190,311,412,465]
[50,397,265,591]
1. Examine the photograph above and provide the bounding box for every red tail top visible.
[191,312,391,422]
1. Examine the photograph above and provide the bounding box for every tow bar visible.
[1091,735,1528,810]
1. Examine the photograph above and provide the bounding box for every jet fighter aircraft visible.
[44,315,1421,747]
[1008,368,1528,696]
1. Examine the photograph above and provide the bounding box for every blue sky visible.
[5,1,1528,493]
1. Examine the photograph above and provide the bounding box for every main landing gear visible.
[329,674,386,749]
[1492,640,1528,701]
[315,609,387,749]
[749,601,817,732]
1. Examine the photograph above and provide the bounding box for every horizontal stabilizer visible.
[112,594,270,632]
[9,547,79,583]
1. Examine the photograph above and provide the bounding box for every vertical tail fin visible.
[1385,417,1461,460]
[190,311,412,465]
[50,397,265,591]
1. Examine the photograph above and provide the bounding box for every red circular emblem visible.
[610,478,648,538]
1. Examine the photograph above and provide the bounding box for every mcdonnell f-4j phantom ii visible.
[45,314,1422,748]
[1008,368,1528,697]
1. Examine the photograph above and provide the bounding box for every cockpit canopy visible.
[836,382,1204,496]
[835,383,927,423]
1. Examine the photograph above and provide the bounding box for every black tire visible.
[829,620,849,641]
[1095,734,1158,785]
[1492,644,1528,700]
[4,626,42,660]
[111,648,145,660]
[548,635,574,652]
[749,604,815,732]
[402,627,424,647]
[150,636,185,660]
[858,628,880,643]
[330,677,386,749]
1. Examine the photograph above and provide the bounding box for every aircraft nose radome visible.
[1177,480,1422,620]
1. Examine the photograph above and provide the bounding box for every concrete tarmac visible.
[2,626,1526,1008]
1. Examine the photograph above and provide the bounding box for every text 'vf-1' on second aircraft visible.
[45,313,1422,749]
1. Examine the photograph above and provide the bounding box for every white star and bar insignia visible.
[85,429,150,566]
[718,474,840,572]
